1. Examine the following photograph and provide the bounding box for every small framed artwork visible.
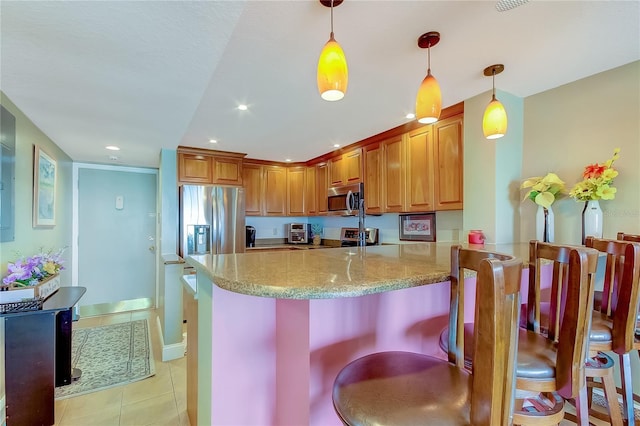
[33,145,57,227]
[399,213,436,242]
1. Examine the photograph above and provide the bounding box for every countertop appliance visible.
[246,226,256,248]
[179,185,245,258]
[287,223,310,244]
[339,227,379,246]
[327,182,363,216]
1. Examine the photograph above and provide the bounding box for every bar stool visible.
[439,241,599,424]
[586,237,640,425]
[332,246,522,425]
[513,242,600,425]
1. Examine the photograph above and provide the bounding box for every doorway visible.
[73,165,158,314]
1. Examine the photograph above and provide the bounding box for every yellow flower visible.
[569,148,620,202]
[521,172,566,208]
[43,261,57,275]
[596,185,617,200]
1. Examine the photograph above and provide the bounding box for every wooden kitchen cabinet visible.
[287,167,306,216]
[433,115,464,210]
[264,166,287,216]
[243,163,287,216]
[177,147,245,186]
[316,162,329,215]
[328,148,362,186]
[364,143,383,215]
[243,163,263,216]
[405,126,436,212]
[178,152,212,184]
[305,166,317,216]
[382,134,406,213]
[212,155,243,186]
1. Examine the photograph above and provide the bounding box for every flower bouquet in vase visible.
[569,148,620,244]
[521,172,566,242]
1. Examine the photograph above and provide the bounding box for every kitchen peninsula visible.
[184,243,530,426]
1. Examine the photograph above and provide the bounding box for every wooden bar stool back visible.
[514,242,599,425]
[332,246,522,425]
[586,236,640,425]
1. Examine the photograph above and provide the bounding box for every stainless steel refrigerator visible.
[179,185,245,258]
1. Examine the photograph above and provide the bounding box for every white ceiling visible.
[2,1,639,168]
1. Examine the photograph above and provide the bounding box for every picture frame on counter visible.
[33,145,57,227]
[399,213,436,242]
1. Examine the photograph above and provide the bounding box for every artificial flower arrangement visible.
[569,148,620,202]
[2,248,65,288]
[521,172,566,209]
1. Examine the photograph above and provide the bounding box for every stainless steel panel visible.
[180,185,246,257]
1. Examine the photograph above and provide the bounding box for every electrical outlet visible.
[272,227,278,236]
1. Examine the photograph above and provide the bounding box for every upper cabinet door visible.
[405,126,435,212]
[287,167,306,216]
[382,135,405,213]
[242,163,263,216]
[316,163,329,215]
[434,116,463,210]
[212,156,243,186]
[364,143,383,215]
[264,166,287,216]
[305,166,318,216]
[344,148,363,184]
[178,153,213,184]
[328,148,363,186]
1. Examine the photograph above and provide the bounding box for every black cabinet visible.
[2,286,86,426]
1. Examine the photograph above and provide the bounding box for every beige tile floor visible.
[54,309,189,426]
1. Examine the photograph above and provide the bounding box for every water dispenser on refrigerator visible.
[187,224,211,255]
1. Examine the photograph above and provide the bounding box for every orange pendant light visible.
[317,0,348,101]
[415,32,442,124]
[482,64,508,139]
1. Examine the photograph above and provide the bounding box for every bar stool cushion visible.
[333,351,471,426]
[440,324,558,379]
[589,312,613,343]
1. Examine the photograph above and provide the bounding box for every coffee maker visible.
[245,226,256,247]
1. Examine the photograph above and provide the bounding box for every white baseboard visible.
[1,394,5,426]
[155,316,185,362]
[162,342,186,362]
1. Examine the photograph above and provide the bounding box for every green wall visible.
[464,60,639,245]
[522,61,640,243]
[0,92,73,285]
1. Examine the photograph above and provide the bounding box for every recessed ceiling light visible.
[237,104,248,111]
[333,144,340,148]
[405,113,415,119]
[105,145,120,151]
[285,158,292,162]
[209,139,217,144]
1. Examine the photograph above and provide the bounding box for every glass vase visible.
[535,205,554,242]
[582,200,603,244]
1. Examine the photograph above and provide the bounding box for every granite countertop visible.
[185,242,531,300]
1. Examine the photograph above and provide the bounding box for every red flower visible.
[583,163,606,179]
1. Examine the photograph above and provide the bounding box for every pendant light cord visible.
[427,42,431,74]
[492,69,496,100]
[330,0,335,36]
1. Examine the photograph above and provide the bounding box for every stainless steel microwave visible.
[327,182,363,216]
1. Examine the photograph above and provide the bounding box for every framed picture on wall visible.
[399,213,436,242]
[33,145,57,227]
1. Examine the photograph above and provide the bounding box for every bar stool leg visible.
[575,386,591,425]
[619,353,636,426]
